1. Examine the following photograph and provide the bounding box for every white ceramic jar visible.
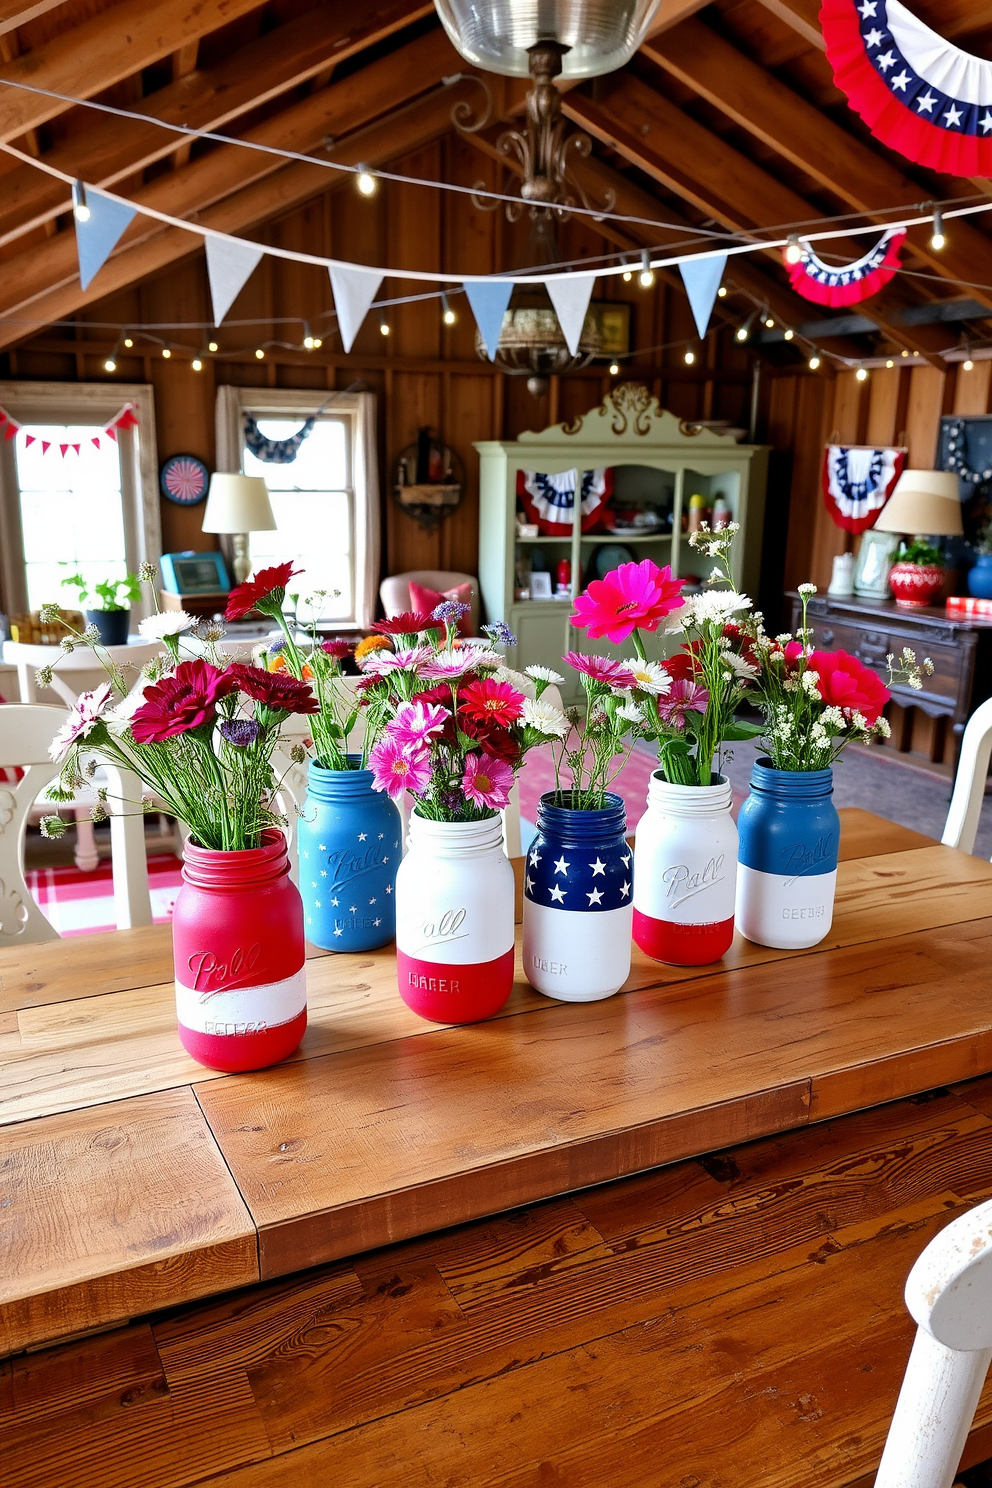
[395,811,515,1023]
[632,773,738,966]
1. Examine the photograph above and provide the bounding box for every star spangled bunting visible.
[822,0,992,174]
[524,841,632,913]
[822,444,906,534]
[783,228,905,307]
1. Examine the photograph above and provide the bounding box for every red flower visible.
[458,677,525,727]
[131,660,237,743]
[808,648,889,725]
[571,559,685,644]
[321,639,352,660]
[458,712,521,763]
[412,682,458,708]
[224,562,300,621]
[721,623,761,670]
[370,611,441,637]
[228,662,319,715]
[663,642,703,683]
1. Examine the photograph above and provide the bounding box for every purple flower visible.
[220,718,263,747]
[483,620,517,646]
[657,678,709,732]
[432,599,470,623]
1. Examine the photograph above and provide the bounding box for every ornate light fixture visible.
[434,0,663,79]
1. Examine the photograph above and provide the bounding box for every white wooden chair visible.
[943,696,992,857]
[501,683,564,857]
[0,704,152,945]
[875,1196,992,1488]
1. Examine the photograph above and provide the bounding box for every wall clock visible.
[160,453,210,506]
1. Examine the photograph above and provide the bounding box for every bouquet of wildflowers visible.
[570,530,763,788]
[750,582,933,770]
[39,566,318,852]
[351,602,565,820]
[544,651,645,809]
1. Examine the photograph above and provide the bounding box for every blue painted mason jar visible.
[736,759,840,950]
[297,757,402,951]
[968,553,992,600]
[522,791,633,1002]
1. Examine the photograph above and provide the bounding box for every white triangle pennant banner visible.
[679,254,728,340]
[545,274,596,357]
[76,191,137,292]
[329,265,383,353]
[206,235,264,326]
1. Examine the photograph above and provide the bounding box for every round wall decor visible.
[160,453,210,505]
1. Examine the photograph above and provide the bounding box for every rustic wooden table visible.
[2,808,991,1364]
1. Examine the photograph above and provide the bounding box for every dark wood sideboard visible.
[788,592,992,771]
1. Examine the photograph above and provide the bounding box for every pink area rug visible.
[27,851,183,937]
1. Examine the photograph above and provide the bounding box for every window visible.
[0,382,160,622]
[217,386,379,630]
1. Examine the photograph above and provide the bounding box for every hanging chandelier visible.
[434,0,663,79]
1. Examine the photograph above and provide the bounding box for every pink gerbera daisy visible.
[462,751,514,810]
[358,644,432,677]
[657,678,709,732]
[571,559,685,644]
[563,651,636,689]
[389,699,450,748]
[368,735,433,799]
[458,677,524,727]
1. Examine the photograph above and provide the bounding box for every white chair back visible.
[502,683,564,857]
[2,640,162,708]
[942,695,992,856]
[0,704,152,944]
[875,1196,992,1488]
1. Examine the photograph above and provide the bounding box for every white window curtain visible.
[215,385,380,630]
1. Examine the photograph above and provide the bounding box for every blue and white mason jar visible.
[523,791,633,1002]
[736,759,840,950]
[297,757,401,951]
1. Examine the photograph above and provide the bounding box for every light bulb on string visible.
[312,336,322,348]
[764,315,775,330]
[123,335,133,349]
[809,352,821,370]
[856,365,868,382]
[303,324,315,350]
[964,351,975,371]
[104,357,116,373]
[783,328,794,341]
[380,318,390,336]
[638,250,654,289]
[717,285,727,298]
[684,348,696,365]
[161,347,171,359]
[886,358,894,368]
[622,270,633,283]
[930,206,945,250]
[441,293,456,326]
[72,180,90,222]
[785,234,803,265]
[255,348,265,359]
[736,311,756,343]
[901,348,910,357]
[356,166,377,197]
[208,341,218,353]
[191,357,203,372]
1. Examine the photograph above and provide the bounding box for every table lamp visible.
[201,473,276,586]
[872,469,964,608]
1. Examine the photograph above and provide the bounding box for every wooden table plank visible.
[0,1087,258,1356]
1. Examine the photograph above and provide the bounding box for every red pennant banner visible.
[41,441,50,454]
[3,423,16,441]
[0,400,138,456]
[91,437,101,448]
[24,434,35,447]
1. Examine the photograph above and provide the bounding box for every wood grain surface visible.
[7,1080,992,1487]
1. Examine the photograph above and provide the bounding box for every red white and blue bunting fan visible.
[821,0,992,175]
[822,444,907,533]
[784,228,905,306]
[517,468,613,536]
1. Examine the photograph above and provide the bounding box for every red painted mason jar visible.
[172,829,307,1071]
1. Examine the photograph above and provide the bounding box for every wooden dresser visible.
[789,591,992,770]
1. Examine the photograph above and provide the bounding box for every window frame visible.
[0,380,160,622]
[216,385,380,631]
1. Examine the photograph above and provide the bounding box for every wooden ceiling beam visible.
[642,19,992,311]
[0,77,477,347]
[0,0,273,142]
[643,0,711,39]
[0,0,66,38]
[0,0,437,248]
[564,78,947,363]
[753,0,983,49]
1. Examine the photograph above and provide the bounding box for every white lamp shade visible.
[201,473,276,534]
[874,469,964,537]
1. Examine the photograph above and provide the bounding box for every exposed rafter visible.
[0,0,66,38]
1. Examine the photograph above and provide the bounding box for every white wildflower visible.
[626,660,672,696]
[850,710,868,731]
[48,683,113,762]
[821,705,845,728]
[617,700,643,725]
[801,669,821,696]
[875,716,892,739]
[521,697,570,738]
[908,675,923,690]
[525,664,565,685]
[797,582,817,597]
[138,610,193,641]
[723,652,759,681]
[666,590,751,632]
[775,633,793,647]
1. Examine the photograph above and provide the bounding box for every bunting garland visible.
[0,401,139,457]
[784,228,906,306]
[822,444,906,533]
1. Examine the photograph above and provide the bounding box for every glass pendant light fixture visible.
[434,0,664,79]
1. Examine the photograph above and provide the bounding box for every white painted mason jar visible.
[395,811,515,1023]
[523,791,633,1002]
[633,773,738,966]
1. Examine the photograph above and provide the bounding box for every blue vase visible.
[968,553,992,600]
[735,759,839,950]
[522,791,632,1001]
[297,758,401,951]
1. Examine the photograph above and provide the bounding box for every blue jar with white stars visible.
[297,758,401,951]
[522,791,633,1002]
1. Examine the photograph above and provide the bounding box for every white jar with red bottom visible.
[395,811,515,1023]
[632,773,738,966]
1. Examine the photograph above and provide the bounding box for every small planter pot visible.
[395,812,515,1023]
[297,758,401,951]
[85,608,130,646]
[968,553,992,600]
[522,791,632,1002]
[888,562,944,608]
[172,829,306,1072]
[633,773,737,966]
[736,759,839,950]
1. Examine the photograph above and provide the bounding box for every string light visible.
[208,340,218,352]
[717,285,727,298]
[785,234,803,265]
[930,207,945,250]
[856,365,869,382]
[312,336,322,348]
[71,180,90,222]
[191,357,203,371]
[123,336,133,348]
[638,250,654,289]
[684,348,695,365]
[441,293,456,326]
[886,358,894,368]
[764,314,775,329]
[104,357,116,372]
[161,347,171,359]
[901,348,910,357]
[784,328,794,341]
[736,311,756,343]
[380,319,390,336]
[303,324,315,349]
[255,347,264,359]
[809,352,821,370]
[609,361,620,375]
[964,355,975,371]
[622,270,633,283]
[356,166,377,197]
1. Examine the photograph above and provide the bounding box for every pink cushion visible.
[408,580,474,637]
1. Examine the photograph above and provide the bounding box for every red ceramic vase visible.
[172,829,307,1071]
[888,562,944,609]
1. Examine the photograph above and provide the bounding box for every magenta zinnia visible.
[563,651,636,689]
[462,751,514,810]
[131,660,237,743]
[657,678,709,732]
[368,736,432,799]
[571,559,685,644]
[459,677,525,728]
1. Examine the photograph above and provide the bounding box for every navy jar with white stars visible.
[522,791,633,1002]
[297,758,401,951]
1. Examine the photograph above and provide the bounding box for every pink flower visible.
[563,651,636,689]
[390,700,449,748]
[48,682,114,762]
[809,648,889,725]
[458,677,524,727]
[418,645,496,681]
[571,559,685,644]
[368,736,433,799]
[462,751,514,810]
[658,678,709,732]
[358,644,432,677]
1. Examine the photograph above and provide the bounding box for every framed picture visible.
[530,570,553,600]
[853,530,899,598]
[160,551,230,595]
[588,301,632,359]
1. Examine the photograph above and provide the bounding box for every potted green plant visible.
[968,518,992,601]
[887,538,946,609]
[60,570,142,645]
